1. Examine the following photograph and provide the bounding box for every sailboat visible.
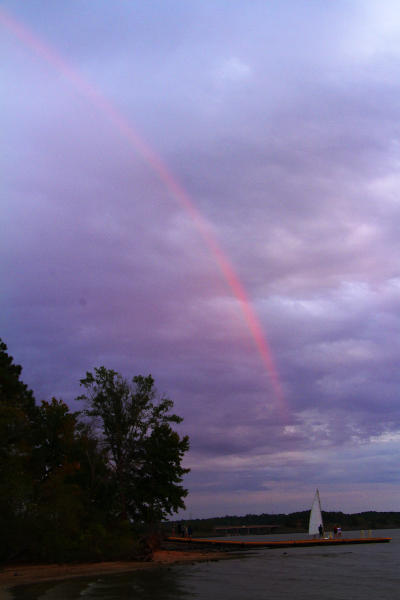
[309,489,324,537]
[168,486,392,546]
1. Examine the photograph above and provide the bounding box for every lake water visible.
[10,529,400,599]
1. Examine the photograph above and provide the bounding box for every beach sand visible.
[0,549,230,599]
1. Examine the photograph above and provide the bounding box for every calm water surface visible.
[11,529,400,600]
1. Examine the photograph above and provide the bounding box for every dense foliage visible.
[0,339,189,563]
[78,367,190,524]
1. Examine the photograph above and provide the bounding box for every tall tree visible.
[77,367,190,524]
[0,338,36,461]
[0,338,36,560]
[0,338,35,414]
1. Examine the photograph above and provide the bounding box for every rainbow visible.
[1,8,285,413]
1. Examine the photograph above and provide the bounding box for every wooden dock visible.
[167,536,391,549]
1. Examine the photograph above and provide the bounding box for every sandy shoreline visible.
[0,549,231,599]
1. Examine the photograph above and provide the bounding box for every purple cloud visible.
[2,0,400,518]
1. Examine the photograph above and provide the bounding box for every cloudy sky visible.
[2,0,400,518]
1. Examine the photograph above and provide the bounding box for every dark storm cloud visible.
[2,0,400,517]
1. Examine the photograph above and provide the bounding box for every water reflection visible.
[12,566,191,600]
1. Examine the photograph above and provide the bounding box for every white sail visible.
[309,489,323,535]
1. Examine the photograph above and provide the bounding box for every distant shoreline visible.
[0,549,232,599]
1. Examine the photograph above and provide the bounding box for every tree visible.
[135,422,191,524]
[0,338,35,413]
[0,338,37,467]
[0,337,109,561]
[0,338,37,560]
[77,367,190,525]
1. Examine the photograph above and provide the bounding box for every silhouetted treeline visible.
[0,338,189,563]
[173,510,400,536]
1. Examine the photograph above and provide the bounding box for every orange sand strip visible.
[167,536,391,548]
[0,549,230,598]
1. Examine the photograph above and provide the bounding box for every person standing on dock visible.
[318,524,324,538]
